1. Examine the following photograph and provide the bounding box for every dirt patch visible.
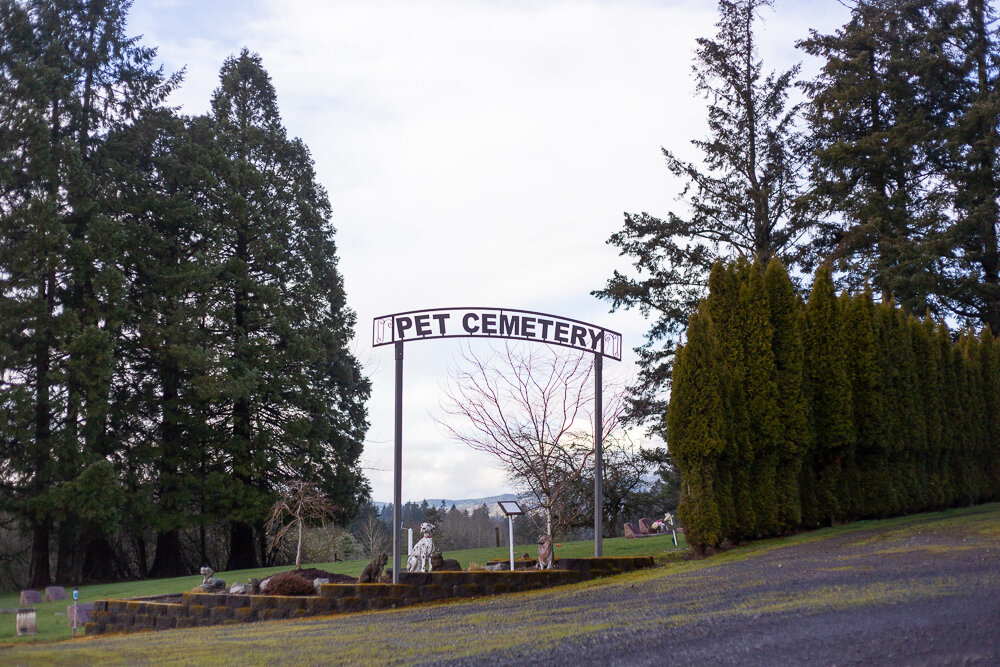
[285,568,356,585]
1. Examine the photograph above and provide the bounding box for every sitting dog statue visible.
[406,522,435,572]
[430,551,462,571]
[537,534,554,570]
[359,552,388,583]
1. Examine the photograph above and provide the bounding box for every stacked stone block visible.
[85,556,656,636]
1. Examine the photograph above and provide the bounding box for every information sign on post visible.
[497,500,524,571]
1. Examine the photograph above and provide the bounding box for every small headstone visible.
[313,578,329,593]
[44,586,67,602]
[624,522,639,539]
[15,608,37,636]
[638,518,652,535]
[19,590,42,606]
[66,602,95,627]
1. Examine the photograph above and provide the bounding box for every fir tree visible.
[595,0,812,433]
[799,0,957,312]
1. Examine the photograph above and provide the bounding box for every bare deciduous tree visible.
[439,342,625,539]
[265,480,339,570]
[353,511,390,559]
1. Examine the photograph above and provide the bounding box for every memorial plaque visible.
[19,590,42,605]
[45,586,67,602]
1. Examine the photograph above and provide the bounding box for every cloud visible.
[128,0,849,502]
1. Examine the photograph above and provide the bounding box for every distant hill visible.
[374,494,522,516]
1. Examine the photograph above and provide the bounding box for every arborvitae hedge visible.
[667,260,1000,552]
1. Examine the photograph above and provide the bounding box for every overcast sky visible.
[127,0,851,503]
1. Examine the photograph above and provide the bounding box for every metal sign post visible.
[392,340,403,584]
[375,306,621,563]
[498,500,525,571]
[594,353,603,557]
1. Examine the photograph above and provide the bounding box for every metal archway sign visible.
[373,306,622,583]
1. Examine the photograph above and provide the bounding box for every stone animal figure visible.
[359,552,388,583]
[407,522,436,572]
[537,534,554,569]
[199,566,226,591]
[430,552,461,571]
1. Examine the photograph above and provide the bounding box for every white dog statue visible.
[406,522,435,572]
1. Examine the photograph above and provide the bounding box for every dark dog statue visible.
[359,552,388,583]
[430,552,462,571]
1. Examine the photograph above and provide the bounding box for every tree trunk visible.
[149,529,187,578]
[227,521,258,570]
[29,522,51,588]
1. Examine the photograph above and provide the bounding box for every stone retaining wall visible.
[85,556,654,636]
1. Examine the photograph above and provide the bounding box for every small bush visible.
[263,571,315,596]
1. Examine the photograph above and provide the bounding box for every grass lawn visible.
[0,531,686,645]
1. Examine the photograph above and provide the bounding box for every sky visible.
[126,0,851,504]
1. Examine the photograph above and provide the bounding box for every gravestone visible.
[638,518,652,535]
[624,522,640,539]
[67,602,95,628]
[19,590,42,606]
[15,608,37,636]
[44,586,67,602]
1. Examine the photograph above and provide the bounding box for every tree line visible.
[597,0,1000,438]
[669,258,1000,553]
[0,0,369,588]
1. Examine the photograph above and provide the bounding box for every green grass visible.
[0,531,686,645]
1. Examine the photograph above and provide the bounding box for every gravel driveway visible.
[396,507,1000,666]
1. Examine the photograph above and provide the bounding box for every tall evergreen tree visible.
[842,291,889,517]
[98,109,224,578]
[667,309,726,553]
[595,0,812,433]
[206,50,370,569]
[801,265,853,526]
[0,0,175,586]
[936,0,1000,333]
[799,0,958,313]
[764,258,808,530]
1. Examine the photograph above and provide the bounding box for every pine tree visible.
[595,0,812,433]
[206,50,370,569]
